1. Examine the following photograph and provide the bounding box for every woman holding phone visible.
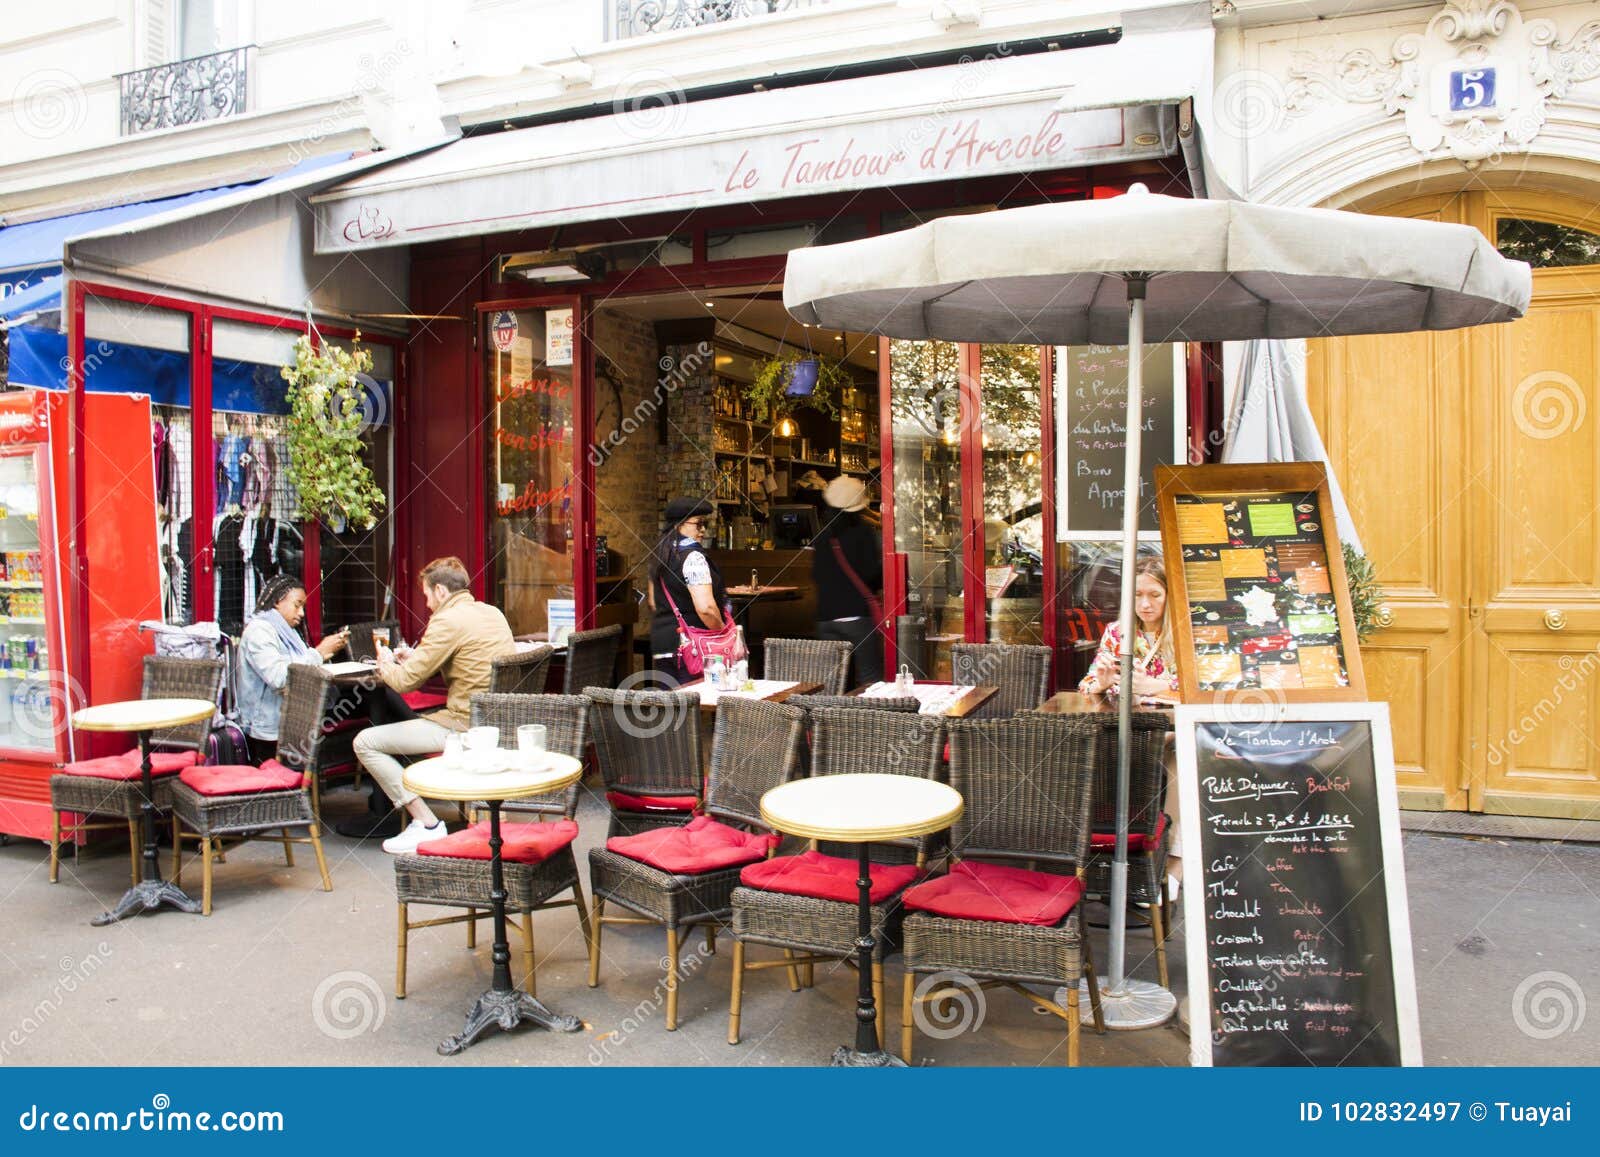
[236,573,349,763]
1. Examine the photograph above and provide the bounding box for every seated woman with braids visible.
[236,573,350,763]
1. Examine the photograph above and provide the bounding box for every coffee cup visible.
[464,726,500,753]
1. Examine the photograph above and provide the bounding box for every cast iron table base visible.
[93,732,201,925]
[830,843,906,1068]
[437,799,583,1055]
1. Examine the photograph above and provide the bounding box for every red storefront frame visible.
[402,162,1216,684]
[66,280,404,704]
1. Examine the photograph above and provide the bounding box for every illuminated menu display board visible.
[1156,463,1366,703]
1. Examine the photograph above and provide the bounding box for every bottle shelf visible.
[0,582,43,590]
[0,617,45,625]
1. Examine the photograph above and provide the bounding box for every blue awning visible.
[0,151,356,274]
[0,275,62,327]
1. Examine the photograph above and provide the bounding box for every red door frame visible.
[69,279,402,687]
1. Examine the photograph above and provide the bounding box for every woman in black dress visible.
[649,497,729,682]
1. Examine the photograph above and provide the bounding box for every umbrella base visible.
[1061,979,1176,1030]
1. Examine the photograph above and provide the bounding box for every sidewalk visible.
[0,789,1594,1067]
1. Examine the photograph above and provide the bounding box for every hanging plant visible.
[279,333,387,531]
[745,353,851,423]
[1343,542,1385,640]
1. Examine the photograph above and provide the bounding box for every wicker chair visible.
[169,664,334,915]
[49,656,224,887]
[900,713,1105,1065]
[279,663,364,820]
[345,621,401,662]
[727,706,945,1046]
[585,687,703,837]
[391,693,593,1000]
[763,638,852,695]
[561,625,622,694]
[490,645,555,695]
[588,697,805,1031]
[951,642,1052,718]
[1077,708,1176,986]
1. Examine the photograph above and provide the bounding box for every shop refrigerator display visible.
[0,448,62,753]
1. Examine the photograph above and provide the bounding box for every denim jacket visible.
[236,618,322,741]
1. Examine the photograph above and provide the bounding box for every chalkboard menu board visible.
[1156,463,1366,702]
[1177,703,1421,1067]
[1056,343,1186,539]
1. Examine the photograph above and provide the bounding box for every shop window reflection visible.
[889,339,963,679]
[978,345,1044,647]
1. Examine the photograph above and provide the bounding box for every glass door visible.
[483,302,580,639]
[887,339,966,678]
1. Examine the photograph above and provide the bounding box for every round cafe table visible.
[403,751,584,1056]
[760,773,963,1067]
[73,697,216,926]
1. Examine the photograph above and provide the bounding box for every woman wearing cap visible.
[649,497,729,680]
[812,476,884,686]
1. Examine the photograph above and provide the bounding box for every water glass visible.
[442,732,464,766]
[517,724,547,758]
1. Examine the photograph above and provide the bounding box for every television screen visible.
[771,504,820,548]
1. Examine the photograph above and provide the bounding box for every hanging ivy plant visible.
[280,333,387,531]
[744,353,852,423]
[1343,542,1385,641]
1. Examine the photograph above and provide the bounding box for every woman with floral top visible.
[1078,556,1178,698]
[1078,555,1183,896]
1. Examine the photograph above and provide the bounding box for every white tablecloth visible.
[690,679,800,707]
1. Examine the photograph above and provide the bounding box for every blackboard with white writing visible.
[1177,704,1421,1066]
[1057,343,1183,538]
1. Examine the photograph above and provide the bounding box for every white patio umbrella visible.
[785,184,1530,1029]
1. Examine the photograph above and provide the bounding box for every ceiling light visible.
[502,249,605,282]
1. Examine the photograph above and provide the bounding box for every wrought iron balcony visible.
[608,0,822,40]
[117,45,252,136]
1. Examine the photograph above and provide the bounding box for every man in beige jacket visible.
[354,556,515,854]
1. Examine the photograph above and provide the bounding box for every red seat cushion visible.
[606,815,777,874]
[903,859,1084,926]
[1089,812,1169,852]
[606,790,699,813]
[62,748,201,781]
[402,690,449,712]
[739,850,920,905]
[178,758,305,797]
[416,818,579,865]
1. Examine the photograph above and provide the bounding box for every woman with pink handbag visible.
[648,497,745,682]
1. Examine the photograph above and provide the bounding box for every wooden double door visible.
[1309,189,1600,819]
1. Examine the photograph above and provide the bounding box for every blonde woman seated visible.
[1078,556,1182,897]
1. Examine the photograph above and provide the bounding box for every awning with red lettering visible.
[310,19,1212,255]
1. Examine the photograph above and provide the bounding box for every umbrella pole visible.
[1071,274,1175,1030]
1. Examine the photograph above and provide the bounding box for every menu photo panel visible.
[1155,462,1366,703]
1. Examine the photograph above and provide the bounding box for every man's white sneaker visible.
[382,820,447,855]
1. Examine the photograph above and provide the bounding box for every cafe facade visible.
[309,17,1222,690]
